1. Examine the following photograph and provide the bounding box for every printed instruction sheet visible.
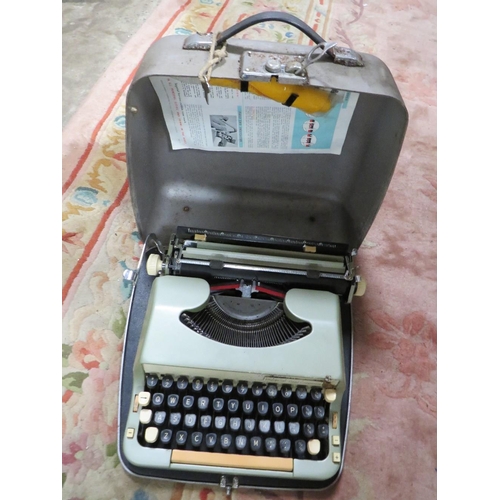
[150,76,358,154]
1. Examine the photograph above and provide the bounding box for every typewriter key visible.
[228,399,239,412]
[215,416,226,429]
[265,437,277,453]
[206,433,217,448]
[198,397,209,410]
[154,411,166,425]
[274,421,285,434]
[230,417,241,431]
[259,420,271,434]
[221,434,232,450]
[303,423,315,438]
[191,432,203,447]
[257,402,269,416]
[146,374,158,389]
[184,414,197,428]
[192,378,204,392]
[237,381,248,395]
[160,429,172,444]
[177,377,188,390]
[161,375,173,389]
[207,379,218,393]
[296,386,307,400]
[222,380,234,394]
[242,400,254,414]
[252,383,263,397]
[176,430,187,446]
[302,405,313,419]
[279,438,291,454]
[318,424,329,439]
[235,435,247,450]
[152,393,164,406]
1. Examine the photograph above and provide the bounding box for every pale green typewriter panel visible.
[124,275,345,481]
[136,275,345,386]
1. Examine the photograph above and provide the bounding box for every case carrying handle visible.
[216,12,328,49]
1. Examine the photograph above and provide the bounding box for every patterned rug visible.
[62,1,437,499]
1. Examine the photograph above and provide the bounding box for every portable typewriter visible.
[118,12,407,494]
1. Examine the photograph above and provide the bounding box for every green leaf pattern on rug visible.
[62,344,72,367]
[62,371,88,393]
[111,307,126,338]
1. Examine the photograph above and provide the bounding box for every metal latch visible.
[240,51,308,85]
[220,475,239,497]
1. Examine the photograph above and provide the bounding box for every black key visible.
[198,397,209,410]
[167,394,179,408]
[287,404,299,418]
[176,430,187,446]
[279,438,291,454]
[250,436,262,452]
[252,383,263,397]
[266,384,278,398]
[314,406,326,420]
[302,405,313,419]
[146,374,158,389]
[222,380,233,394]
[288,422,300,436]
[318,424,329,439]
[257,402,269,416]
[296,386,307,400]
[259,420,271,434]
[154,411,166,425]
[160,429,172,444]
[206,433,217,448]
[235,435,247,451]
[213,398,224,411]
[184,414,197,428]
[295,439,306,457]
[281,385,292,398]
[242,400,254,415]
[310,387,323,402]
[192,378,204,392]
[200,415,212,428]
[229,417,241,431]
[244,419,256,432]
[265,437,277,453]
[274,421,285,434]
[152,393,164,406]
[183,395,194,409]
[207,379,219,393]
[177,376,188,390]
[228,399,239,413]
[161,375,174,389]
[215,416,226,430]
[191,432,203,447]
[303,423,315,438]
[169,413,181,426]
[237,381,248,396]
[220,434,232,450]
[272,403,284,417]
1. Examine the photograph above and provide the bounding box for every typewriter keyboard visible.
[132,374,334,470]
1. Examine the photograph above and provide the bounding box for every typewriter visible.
[118,12,407,494]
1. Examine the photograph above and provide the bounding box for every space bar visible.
[171,450,293,472]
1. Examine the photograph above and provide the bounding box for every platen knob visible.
[354,277,367,297]
[146,254,163,276]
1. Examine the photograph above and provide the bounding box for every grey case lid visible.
[125,35,408,250]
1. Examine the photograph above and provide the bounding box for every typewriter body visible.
[118,12,407,493]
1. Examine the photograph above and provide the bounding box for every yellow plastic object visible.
[210,78,334,115]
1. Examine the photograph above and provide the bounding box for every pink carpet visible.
[62,1,436,498]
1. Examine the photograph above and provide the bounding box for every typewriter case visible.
[118,15,407,493]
